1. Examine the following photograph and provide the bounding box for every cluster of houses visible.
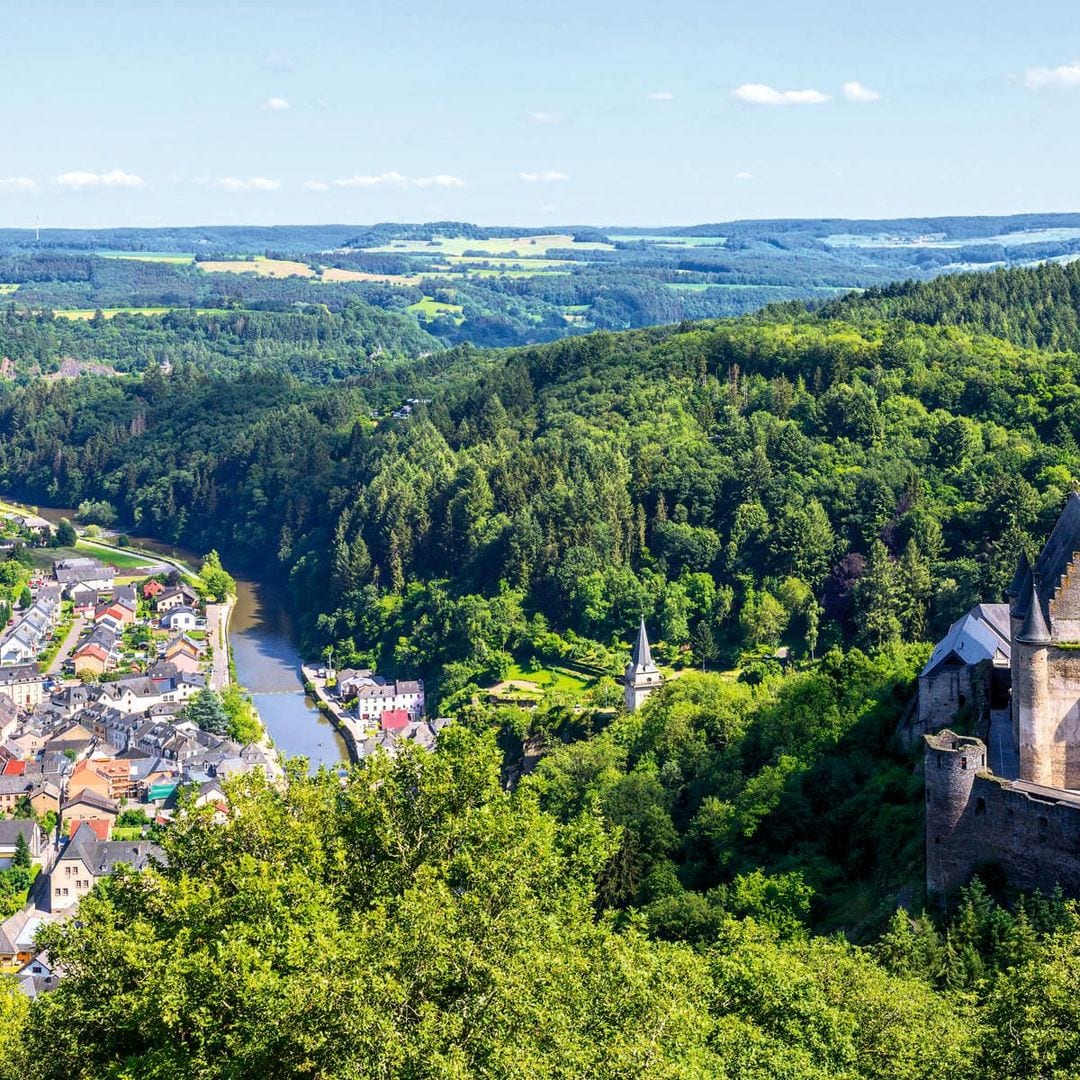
[0,585,61,665]
[0,659,275,989]
[329,668,450,757]
[53,558,204,678]
[0,556,272,997]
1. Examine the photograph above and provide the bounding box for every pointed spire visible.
[1018,581,1051,643]
[1006,551,1031,598]
[632,617,654,670]
[1010,557,1034,619]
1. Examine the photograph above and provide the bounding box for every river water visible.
[25,505,347,769]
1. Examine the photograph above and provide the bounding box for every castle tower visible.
[924,729,986,894]
[624,618,662,712]
[1015,580,1054,787]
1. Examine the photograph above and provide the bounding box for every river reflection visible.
[230,579,348,770]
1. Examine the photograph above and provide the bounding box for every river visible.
[22,504,347,769]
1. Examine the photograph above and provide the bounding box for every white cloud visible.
[519,170,570,183]
[413,174,466,188]
[0,177,38,193]
[329,172,465,189]
[648,91,675,101]
[56,169,145,190]
[843,80,880,102]
[530,111,560,124]
[734,170,754,181]
[732,83,830,106]
[539,204,556,213]
[1026,61,1080,89]
[262,52,295,71]
[303,180,330,192]
[212,176,280,191]
[262,97,290,110]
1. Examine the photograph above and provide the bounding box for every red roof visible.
[380,709,410,733]
[143,581,164,597]
[69,818,111,841]
[1,759,26,776]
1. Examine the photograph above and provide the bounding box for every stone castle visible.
[920,493,1080,895]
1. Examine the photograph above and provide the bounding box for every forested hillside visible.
[0,303,439,382]
[5,262,1080,1075]
[823,258,1080,351]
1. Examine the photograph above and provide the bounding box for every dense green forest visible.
[7,258,1080,1074]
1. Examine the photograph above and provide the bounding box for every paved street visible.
[205,599,234,691]
[47,616,85,675]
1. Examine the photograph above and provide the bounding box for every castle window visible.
[934,836,941,844]
[975,797,986,815]
[961,758,967,770]
[958,694,967,708]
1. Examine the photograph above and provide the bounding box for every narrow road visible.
[205,598,234,691]
[47,616,85,675]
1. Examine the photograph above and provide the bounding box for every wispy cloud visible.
[732,83,830,106]
[212,176,280,192]
[303,180,330,192]
[734,170,754,181]
[1026,61,1080,89]
[326,172,465,189]
[519,170,570,183]
[648,91,675,101]
[530,111,560,125]
[413,174,465,189]
[57,169,145,190]
[0,177,39,193]
[262,52,295,71]
[842,80,880,102]
[262,97,290,110]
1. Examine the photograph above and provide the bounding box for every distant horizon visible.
[6,209,1080,235]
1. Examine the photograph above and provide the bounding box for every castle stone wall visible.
[925,730,1080,895]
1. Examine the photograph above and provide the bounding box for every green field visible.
[0,284,17,294]
[407,297,464,317]
[97,252,196,264]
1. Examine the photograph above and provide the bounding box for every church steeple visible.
[624,619,662,712]
[631,617,653,669]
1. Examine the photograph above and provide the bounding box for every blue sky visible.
[2,0,1080,227]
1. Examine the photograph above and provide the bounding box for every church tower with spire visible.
[624,618,663,712]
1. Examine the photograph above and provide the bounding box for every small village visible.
[0,509,444,998]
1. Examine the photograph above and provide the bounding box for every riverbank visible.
[300,665,363,764]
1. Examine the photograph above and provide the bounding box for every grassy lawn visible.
[503,661,591,695]
[30,540,156,571]
[75,540,156,569]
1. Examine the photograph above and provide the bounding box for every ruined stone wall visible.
[914,663,989,747]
